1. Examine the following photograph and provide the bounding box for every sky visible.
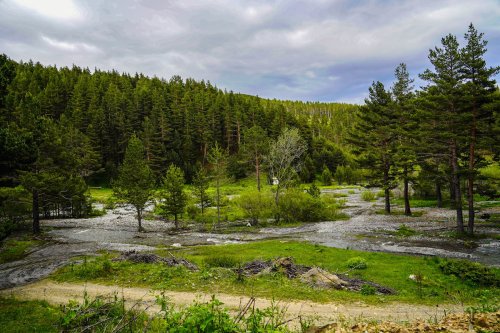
[1,0,499,103]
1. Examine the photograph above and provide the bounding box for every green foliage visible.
[437,259,500,287]
[59,292,148,332]
[113,135,155,231]
[361,190,376,201]
[277,189,340,223]
[237,189,274,225]
[0,297,59,332]
[160,164,187,228]
[192,167,210,215]
[321,165,332,185]
[53,241,500,305]
[360,284,376,295]
[306,183,321,198]
[346,257,367,270]
[68,256,114,280]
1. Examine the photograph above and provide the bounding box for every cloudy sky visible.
[1,0,499,103]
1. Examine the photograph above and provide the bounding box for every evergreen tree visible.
[420,34,466,232]
[392,63,417,216]
[350,81,396,213]
[113,135,154,232]
[193,167,209,215]
[160,164,187,229]
[207,142,227,226]
[460,24,500,234]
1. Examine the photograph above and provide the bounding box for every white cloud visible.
[12,0,84,21]
[0,0,499,102]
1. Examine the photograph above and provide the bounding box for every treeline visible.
[352,24,500,234]
[0,53,358,234]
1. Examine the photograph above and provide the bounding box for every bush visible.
[346,257,367,270]
[278,189,327,223]
[237,190,274,225]
[438,259,500,287]
[306,184,321,198]
[186,204,201,220]
[361,190,376,201]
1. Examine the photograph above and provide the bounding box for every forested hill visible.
[0,54,358,184]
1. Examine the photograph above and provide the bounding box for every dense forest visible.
[0,24,498,237]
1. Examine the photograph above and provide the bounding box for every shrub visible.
[438,259,500,287]
[237,190,274,225]
[346,257,367,270]
[186,204,200,220]
[361,190,376,201]
[306,184,321,198]
[278,189,328,223]
[360,284,376,295]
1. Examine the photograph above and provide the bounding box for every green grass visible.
[0,297,59,332]
[0,237,42,264]
[88,187,114,202]
[51,241,499,305]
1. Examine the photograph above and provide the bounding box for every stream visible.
[0,188,498,289]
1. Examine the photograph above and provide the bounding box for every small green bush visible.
[360,284,376,295]
[361,191,376,201]
[237,190,274,225]
[278,189,328,223]
[346,257,367,270]
[438,259,500,287]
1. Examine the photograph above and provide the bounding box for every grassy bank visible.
[0,236,43,264]
[51,241,499,305]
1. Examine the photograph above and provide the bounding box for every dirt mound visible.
[300,267,349,289]
[115,251,198,271]
[307,311,500,333]
[237,257,311,278]
[237,257,394,294]
[338,275,395,295]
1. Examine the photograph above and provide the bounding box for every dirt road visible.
[0,280,463,326]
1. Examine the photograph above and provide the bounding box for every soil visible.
[0,280,463,328]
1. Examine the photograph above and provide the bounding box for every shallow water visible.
[0,188,498,289]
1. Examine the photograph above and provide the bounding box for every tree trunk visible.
[383,161,390,214]
[32,189,40,234]
[451,141,464,233]
[137,208,143,232]
[403,166,411,216]
[467,105,477,235]
[216,178,221,227]
[436,182,442,208]
[174,213,178,229]
[256,155,261,192]
[449,179,456,209]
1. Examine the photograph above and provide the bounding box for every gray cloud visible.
[1,0,499,103]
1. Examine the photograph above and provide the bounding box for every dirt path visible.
[0,280,463,326]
